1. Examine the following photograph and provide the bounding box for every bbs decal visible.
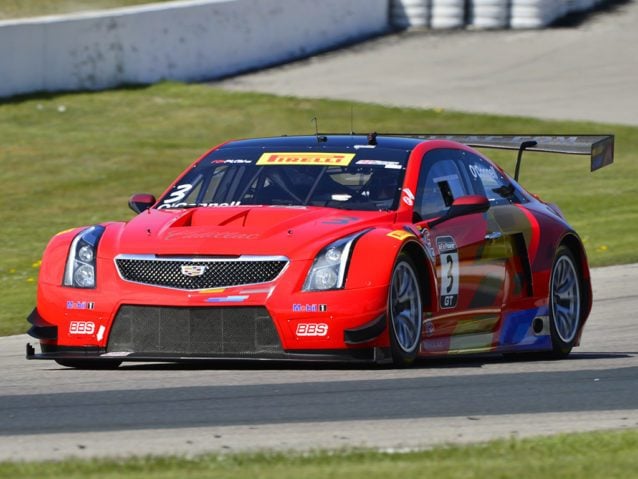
[69,321,96,335]
[296,323,328,337]
[436,236,459,309]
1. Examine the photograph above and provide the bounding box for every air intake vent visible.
[107,305,283,356]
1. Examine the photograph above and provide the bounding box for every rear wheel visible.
[388,254,423,367]
[55,359,122,369]
[548,246,582,358]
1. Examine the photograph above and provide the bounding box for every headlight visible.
[303,231,366,292]
[63,225,106,288]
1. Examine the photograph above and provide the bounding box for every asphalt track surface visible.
[2,2,638,462]
[216,0,638,126]
[1,264,637,461]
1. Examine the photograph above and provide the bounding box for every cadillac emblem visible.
[180,264,207,277]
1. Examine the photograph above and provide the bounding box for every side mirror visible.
[428,195,490,228]
[128,193,156,214]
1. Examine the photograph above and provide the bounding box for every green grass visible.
[2,429,638,478]
[1,81,636,336]
[0,0,177,20]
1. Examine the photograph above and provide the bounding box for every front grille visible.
[107,305,283,356]
[115,255,288,290]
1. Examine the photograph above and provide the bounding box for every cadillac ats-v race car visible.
[26,133,614,368]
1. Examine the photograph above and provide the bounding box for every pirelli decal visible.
[256,152,355,166]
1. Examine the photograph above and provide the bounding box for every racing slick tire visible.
[548,246,583,358]
[388,253,423,367]
[55,359,122,369]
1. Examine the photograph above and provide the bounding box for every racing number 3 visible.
[437,236,459,309]
[445,255,455,293]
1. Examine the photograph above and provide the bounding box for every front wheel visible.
[548,246,582,358]
[388,254,423,367]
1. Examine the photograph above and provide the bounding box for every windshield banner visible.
[256,152,356,166]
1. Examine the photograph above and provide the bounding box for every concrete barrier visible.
[0,0,389,98]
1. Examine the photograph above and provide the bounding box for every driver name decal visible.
[256,152,355,166]
[158,201,241,210]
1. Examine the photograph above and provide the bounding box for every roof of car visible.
[220,134,424,151]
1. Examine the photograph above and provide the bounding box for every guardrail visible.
[0,0,389,98]
[391,0,607,29]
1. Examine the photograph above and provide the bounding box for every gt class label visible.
[437,236,459,309]
[256,153,355,166]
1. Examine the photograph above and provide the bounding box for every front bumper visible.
[31,261,392,358]
[26,304,391,364]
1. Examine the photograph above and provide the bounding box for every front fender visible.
[37,227,84,285]
[346,228,419,290]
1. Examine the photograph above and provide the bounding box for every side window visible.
[415,149,471,221]
[465,153,519,206]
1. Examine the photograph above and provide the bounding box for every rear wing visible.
[380,134,615,173]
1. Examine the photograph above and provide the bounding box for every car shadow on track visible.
[111,351,635,371]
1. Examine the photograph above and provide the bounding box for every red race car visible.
[26,133,614,368]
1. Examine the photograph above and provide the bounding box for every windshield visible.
[157,147,409,211]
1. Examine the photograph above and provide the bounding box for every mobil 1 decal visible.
[437,236,459,309]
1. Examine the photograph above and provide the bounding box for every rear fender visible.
[560,233,592,345]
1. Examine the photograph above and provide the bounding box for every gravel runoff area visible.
[215,0,638,126]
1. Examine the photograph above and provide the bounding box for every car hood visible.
[100,206,395,259]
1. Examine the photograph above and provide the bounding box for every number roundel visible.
[436,236,458,309]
